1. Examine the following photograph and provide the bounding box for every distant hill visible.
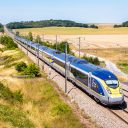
[7,20,98,29]
[114,21,128,28]
[0,23,4,32]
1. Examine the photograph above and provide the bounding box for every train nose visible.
[108,95,124,105]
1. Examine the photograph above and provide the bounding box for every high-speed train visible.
[8,29,124,105]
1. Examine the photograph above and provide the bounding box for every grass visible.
[14,27,128,35]
[0,77,85,128]
[0,49,33,76]
[0,104,35,128]
[117,62,128,74]
[0,38,90,128]
[0,82,23,104]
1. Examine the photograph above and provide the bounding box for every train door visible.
[88,72,92,88]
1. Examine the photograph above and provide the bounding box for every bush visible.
[23,64,41,77]
[15,61,27,72]
[0,36,17,49]
[52,103,71,116]
[82,56,100,65]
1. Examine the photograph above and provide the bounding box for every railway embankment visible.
[0,37,91,128]
[15,37,128,128]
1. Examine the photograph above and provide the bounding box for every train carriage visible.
[15,36,124,105]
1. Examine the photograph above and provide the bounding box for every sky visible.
[0,0,128,24]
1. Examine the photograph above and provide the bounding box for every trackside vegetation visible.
[0,35,17,49]
[0,23,4,33]
[24,32,102,65]
[82,55,100,65]
[15,62,41,77]
[0,35,91,128]
[7,19,98,29]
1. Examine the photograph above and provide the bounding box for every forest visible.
[7,20,98,29]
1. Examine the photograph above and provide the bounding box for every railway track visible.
[108,105,128,125]
[123,88,128,93]
[106,88,128,125]
[123,88,128,98]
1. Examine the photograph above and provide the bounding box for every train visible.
[6,28,124,105]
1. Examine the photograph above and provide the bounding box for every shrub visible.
[15,61,27,72]
[82,56,100,65]
[52,103,71,116]
[0,36,17,49]
[23,64,41,77]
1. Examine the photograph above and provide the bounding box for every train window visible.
[71,68,88,86]
[105,80,119,88]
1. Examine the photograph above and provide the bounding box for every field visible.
[0,44,96,128]
[15,27,128,35]
[14,27,128,49]
[14,26,128,76]
[82,48,128,74]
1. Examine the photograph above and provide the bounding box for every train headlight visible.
[106,88,112,94]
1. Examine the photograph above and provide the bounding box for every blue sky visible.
[0,0,128,24]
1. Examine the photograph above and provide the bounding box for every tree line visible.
[0,23,4,33]
[114,21,128,28]
[7,20,98,29]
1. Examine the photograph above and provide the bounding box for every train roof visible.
[16,36,118,81]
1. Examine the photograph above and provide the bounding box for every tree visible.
[35,35,42,44]
[82,55,100,65]
[54,41,71,54]
[16,31,20,36]
[6,20,98,29]
[90,24,98,29]
[27,32,33,41]
[0,23,4,33]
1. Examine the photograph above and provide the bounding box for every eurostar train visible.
[14,35,124,105]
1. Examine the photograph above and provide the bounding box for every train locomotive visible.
[12,34,124,106]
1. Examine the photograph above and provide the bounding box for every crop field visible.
[15,27,128,35]
[14,27,128,76]
[82,48,128,74]
[14,27,128,49]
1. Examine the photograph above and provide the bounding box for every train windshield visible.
[105,80,119,88]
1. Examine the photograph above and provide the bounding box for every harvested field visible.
[14,27,128,75]
[82,48,128,74]
[14,27,128,49]
[14,27,128,35]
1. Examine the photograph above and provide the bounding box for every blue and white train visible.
[8,29,124,105]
